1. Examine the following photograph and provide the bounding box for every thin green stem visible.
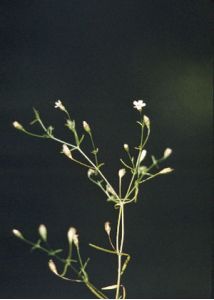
[119,177,122,198]
[78,147,119,200]
[115,203,125,299]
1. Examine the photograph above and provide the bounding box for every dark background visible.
[0,0,213,298]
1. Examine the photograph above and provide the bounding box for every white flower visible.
[54,100,66,112]
[133,100,146,111]
[118,168,126,178]
[67,227,77,244]
[163,148,172,159]
[13,121,24,130]
[159,167,174,174]
[62,144,72,159]
[38,224,47,242]
[139,149,147,162]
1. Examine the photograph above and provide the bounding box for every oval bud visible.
[143,115,150,129]
[123,144,129,152]
[12,229,24,239]
[163,148,172,159]
[104,221,111,235]
[139,149,147,162]
[13,121,24,130]
[38,224,47,242]
[62,144,72,159]
[118,168,126,178]
[159,167,174,174]
[73,234,79,247]
[48,259,58,275]
[83,121,91,133]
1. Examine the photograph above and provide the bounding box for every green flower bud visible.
[143,115,150,129]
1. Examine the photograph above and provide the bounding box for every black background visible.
[0,0,213,298]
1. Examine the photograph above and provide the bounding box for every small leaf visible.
[33,108,40,120]
[48,249,63,256]
[91,148,99,155]
[120,159,132,170]
[31,239,41,251]
[78,134,85,145]
[136,121,143,127]
[151,155,159,168]
[97,163,105,169]
[30,119,38,125]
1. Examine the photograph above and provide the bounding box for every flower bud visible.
[48,259,58,275]
[73,234,79,247]
[12,229,24,239]
[104,221,111,235]
[139,149,147,162]
[67,227,77,244]
[106,185,116,196]
[83,121,91,133]
[163,148,172,159]
[62,144,72,159]
[13,121,24,130]
[143,115,150,129]
[66,119,75,131]
[123,144,129,152]
[118,168,126,178]
[159,167,174,174]
[38,224,47,242]
[87,168,96,177]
